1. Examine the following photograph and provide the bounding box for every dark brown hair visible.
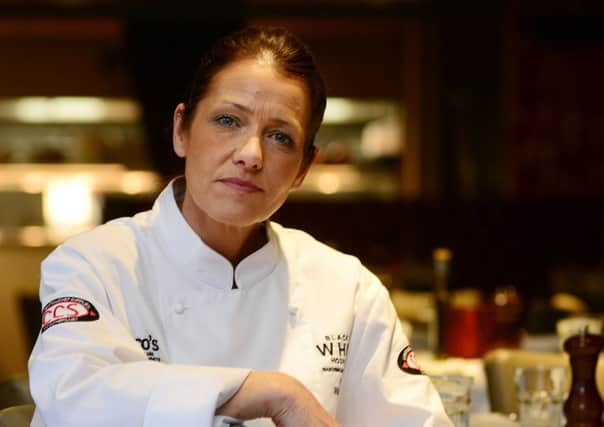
[181,26,327,163]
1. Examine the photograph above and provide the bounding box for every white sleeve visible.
[28,245,249,427]
[336,266,453,427]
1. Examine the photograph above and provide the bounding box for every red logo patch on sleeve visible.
[41,297,100,333]
[398,345,423,375]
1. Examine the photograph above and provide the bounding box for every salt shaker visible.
[563,327,604,427]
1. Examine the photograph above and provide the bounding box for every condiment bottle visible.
[491,285,523,349]
[432,247,452,357]
[563,328,604,427]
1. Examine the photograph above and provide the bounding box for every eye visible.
[215,115,237,127]
[270,131,294,146]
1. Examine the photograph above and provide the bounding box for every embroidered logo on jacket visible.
[316,333,349,396]
[316,334,349,372]
[398,345,423,375]
[316,333,349,372]
[135,334,161,361]
[41,297,99,333]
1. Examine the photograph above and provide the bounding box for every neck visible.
[179,190,268,266]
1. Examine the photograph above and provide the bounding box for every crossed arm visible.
[217,371,339,426]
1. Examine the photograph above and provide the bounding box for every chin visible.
[208,208,269,229]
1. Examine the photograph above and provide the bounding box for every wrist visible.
[250,371,295,411]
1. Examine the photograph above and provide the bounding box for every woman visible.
[28,27,451,427]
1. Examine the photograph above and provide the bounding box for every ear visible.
[290,145,318,190]
[172,103,188,158]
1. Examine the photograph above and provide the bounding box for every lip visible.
[218,177,263,193]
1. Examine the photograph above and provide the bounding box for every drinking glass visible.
[430,374,473,427]
[514,366,569,427]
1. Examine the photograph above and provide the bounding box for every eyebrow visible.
[224,101,252,114]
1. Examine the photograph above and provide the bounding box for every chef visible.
[28,26,452,427]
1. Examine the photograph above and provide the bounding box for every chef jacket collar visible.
[150,177,280,291]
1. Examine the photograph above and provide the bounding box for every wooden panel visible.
[0,17,131,96]
[507,15,604,198]
[247,17,407,98]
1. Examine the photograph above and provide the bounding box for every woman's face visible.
[173,58,313,228]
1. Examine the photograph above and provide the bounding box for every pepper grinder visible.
[563,327,604,427]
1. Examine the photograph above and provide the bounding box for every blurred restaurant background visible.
[1,0,603,393]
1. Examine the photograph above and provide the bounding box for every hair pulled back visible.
[181,27,327,162]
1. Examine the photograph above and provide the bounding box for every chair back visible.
[484,349,568,414]
[484,348,604,415]
[0,404,34,427]
[0,376,32,410]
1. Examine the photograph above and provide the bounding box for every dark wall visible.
[125,10,243,177]
[274,197,604,310]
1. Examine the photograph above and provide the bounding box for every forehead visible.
[204,58,310,118]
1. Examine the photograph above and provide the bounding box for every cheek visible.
[184,140,218,172]
[268,158,304,190]
[183,152,211,194]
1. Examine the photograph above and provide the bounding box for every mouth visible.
[218,177,263,193]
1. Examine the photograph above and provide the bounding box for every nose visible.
[233,134,263,171]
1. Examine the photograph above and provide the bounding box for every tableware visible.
[514,366,569,427]
[431,374,473,427]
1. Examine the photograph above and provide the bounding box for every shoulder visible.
[269,223,396,332]
[43,211,152,271]
[269,222,387,296]
[270,222,361,272]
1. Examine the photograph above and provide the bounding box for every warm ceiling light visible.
[317,171,341,194]
[323,97,400,125]
[121,171,159,195]
[0,97,141,123]
[18,226,47,248]
[42,175,101,242]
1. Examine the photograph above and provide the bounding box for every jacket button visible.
[174,303,185,314]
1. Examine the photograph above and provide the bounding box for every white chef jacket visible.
[28,179,452,427]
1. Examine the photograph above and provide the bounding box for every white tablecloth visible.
[470,413,519,427]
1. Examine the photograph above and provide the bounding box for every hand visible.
[217,371,340,427]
